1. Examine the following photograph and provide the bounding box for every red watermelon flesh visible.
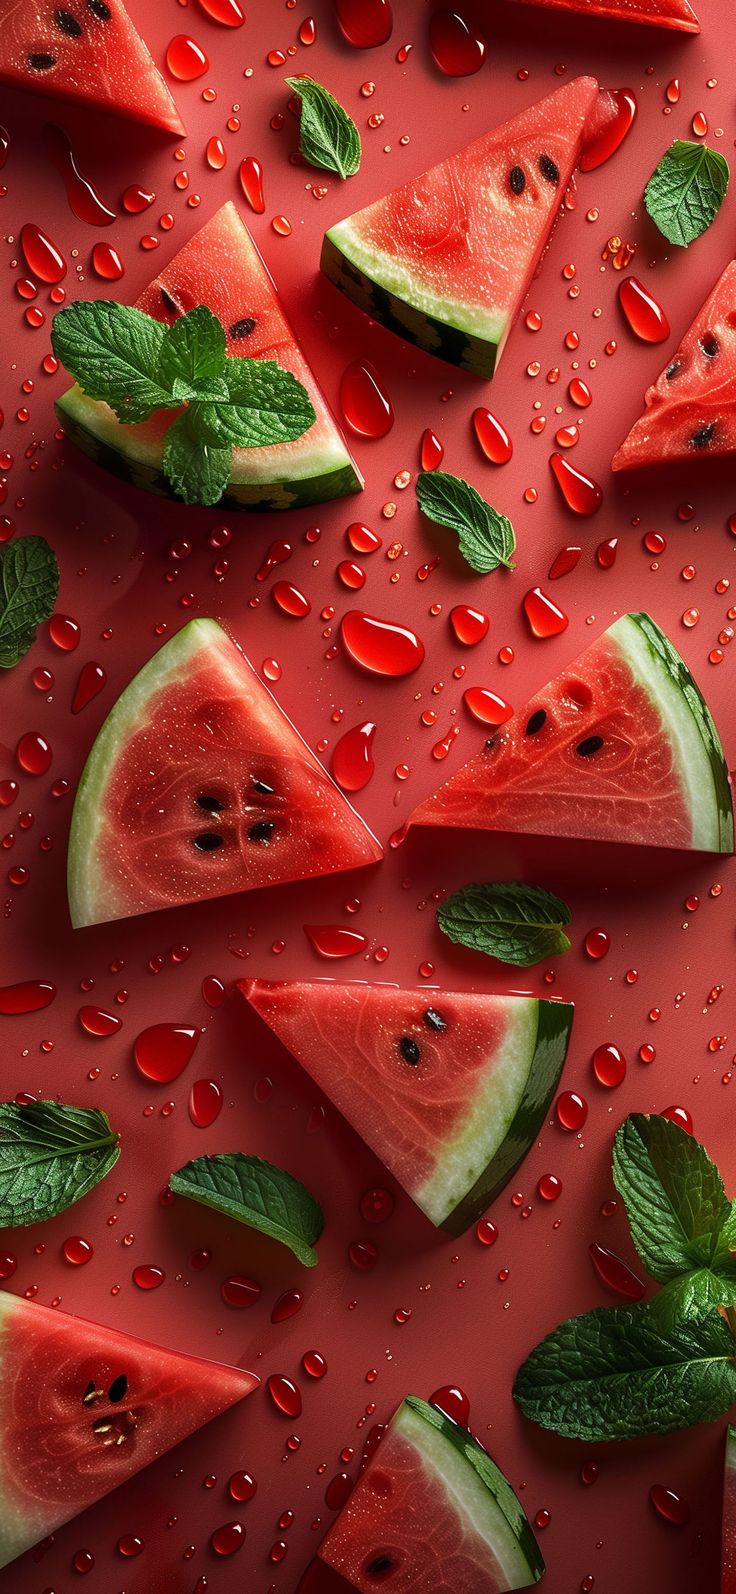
[613,262,736,472]
[408,613,733,855]
[67,619,382,928]
[506,0,699,29]
[722,1426,736,1593]
[0,0,184,134]
[0,1291,256,1570]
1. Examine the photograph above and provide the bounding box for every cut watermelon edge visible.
[506,0,700,31]
[722,1423,736,1591]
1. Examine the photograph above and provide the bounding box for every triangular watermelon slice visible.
[57,203,363,510]
[0,1291,256,1570]
[240,979,573,1233]
[613,262,736,472]
[506,0,699,30]
[722,1425,736,1593]
[0,0,184,135]
[67,619,382,928]
[321,77,599,379]
[408,613,733,854]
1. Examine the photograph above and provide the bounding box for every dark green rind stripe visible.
[321,231,500,380]
[54,400,363,512]
[442,999,574,1237]
[405,1396,545,1583]
[630,613,734,853]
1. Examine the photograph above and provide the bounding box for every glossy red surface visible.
[1,3,735,1591]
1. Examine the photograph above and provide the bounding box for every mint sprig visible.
[0,536,59,669]
[0,1100,120,1226]
[51,301,317,506]
[170,1152,324,1267]
[644,140,729,247]
[286,75,361,180]
[416,470,516,575]
[437,881,571,967]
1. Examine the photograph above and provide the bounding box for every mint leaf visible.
[157,305,227,400]
[644,140,729,246]
[0,1100,120,1227]
[0,536,59,669]
[416,471,516,574]
[194,357,316,448]
[648,1266,736,1332]
[51,301,172,422]
[612,1114,732,1281]
[513,1302,736,1440]
[162,411,232,507]
[286,75,361,179]
[437,881,571,967]
[169,1152,324,1267]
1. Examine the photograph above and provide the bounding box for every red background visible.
[1,1,735,1590]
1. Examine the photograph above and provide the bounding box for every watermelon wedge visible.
[0,0,184,134]
[613,262,736,472]
[506,0,699,30]
[408,613,733,854]
[240,979,573,1233]
[0,1291,256,1571]
[321,77,599,379]
[67,619,382,928]
[722,1425,736,1593]
[56,203,362,510]
[317,1395,544,1592]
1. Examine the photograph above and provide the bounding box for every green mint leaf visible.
[0,1100,120,1227]
[51,301,173,422]
[612,1113,732,1283]
[194,357,317,448]
[648,1266,736,1332]
[286,75,361,179]
[437,881,571,967]
[169,1152,324,1267]
[644,140,729,246]
[416,470,516,574]
[162,411,232,506]
[0,536,59,669]
[513,1302,736,1440]
[156,305,227,400]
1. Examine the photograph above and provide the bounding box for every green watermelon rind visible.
[321,227,504,379]
[56,386,363,512]
[723,1423,736,1593]
[616,614,733,854]
[434,998,574,1236]
[399,1398,544,1587]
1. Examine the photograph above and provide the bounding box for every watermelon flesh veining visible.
[409,613,733,854]
[67,619,382,928]
[318,1396,544,1592]
[613,262,736,472]
[722,1425,736,1593]
[240,979,573,1234]
[321,77,599,379]
[0,1291,256,1570]
[506,0,699,30]
[0,0,184,134]
[56,202,362,510]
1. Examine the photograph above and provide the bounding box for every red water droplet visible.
[117,1534,144,1558]
[222,1275,261,1308]
[210,1521,245,1556]
[197,0,245,23]
[305,924,369,958]
[592,1044,626,1088]
[91,243,123,281]
[462,687,512,726]
[649,1485,689,1526]
[596,537,618,570]
[429,10,485,75]
[360,1186,394,1223]
[585,927,610,959]
[420,429,444,470]
[267,1374,302,1417]
[325,1471,353,1511]
[347,521,382,554]
[341,611,424,676]
[666,78,680,104]
[0,979,55,1015]
[548,544,582,580]
[273,581,311,618]
[556,1090,588,1131]
[271,1287,304,1323]
[44,124,116,226]
[166,34,209,79]
[336,0,393,47]
[337,559,366,590]
[523,587,568,639]
[550,453,602,515]
[475,1217,498,1245]
[48,613,80,650]
[450,605,489,646]
[0,780,18,806]
[589,1242,645,1301]
[202,975,225,1007]
[0,1253,17,1279]
[206,136,227,171]
[79,1005,121,1037]
[430,1384,470,1426]
[16,732,52,774]
[349,1238,379,1270]
[189,1078,223,1127]
[255,538,292,582]
[331,721,376,791]
[71,662,106,713]
[134,1023,199,1083]
[20,223,66,283]
[73,1550,95,1573]
[580,88,637,172]
[538,1173,562,1201]
[472,407,512,464]
[132,1264,165,1290]
[122,184,155,214]
[340,361,394,438]
[661,1104,693,1134]
[303,1349,328,1379]
[63,1235,93,1265]
[229,1470,257,1501]
[237,157,265,217]
[569,378,592,409]
[0,126,8,169]
[692,110,707,137]
[619,277,670,344]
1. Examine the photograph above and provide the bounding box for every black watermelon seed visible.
[576,735,604,757]
[88,0,112,17]
[229,317,256,340]
[55,8,82,35]
[484,735,499,752]
[248,820,275,843]
[367,1556,394,1577]
[699,334,719,358]
[195,794,224,812]
[508,165,525,195]
[193,832,224,851]
[399,1036,421,1065]
[251,775,275,795]
[665,359,683,381]
[539,153,560,185]
[525,709,547,736]
[108,1374,128,1402]
[424,1008,447,1033]
[689,422,716,450]
[160,285,184,316]
[28,51,57,69]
